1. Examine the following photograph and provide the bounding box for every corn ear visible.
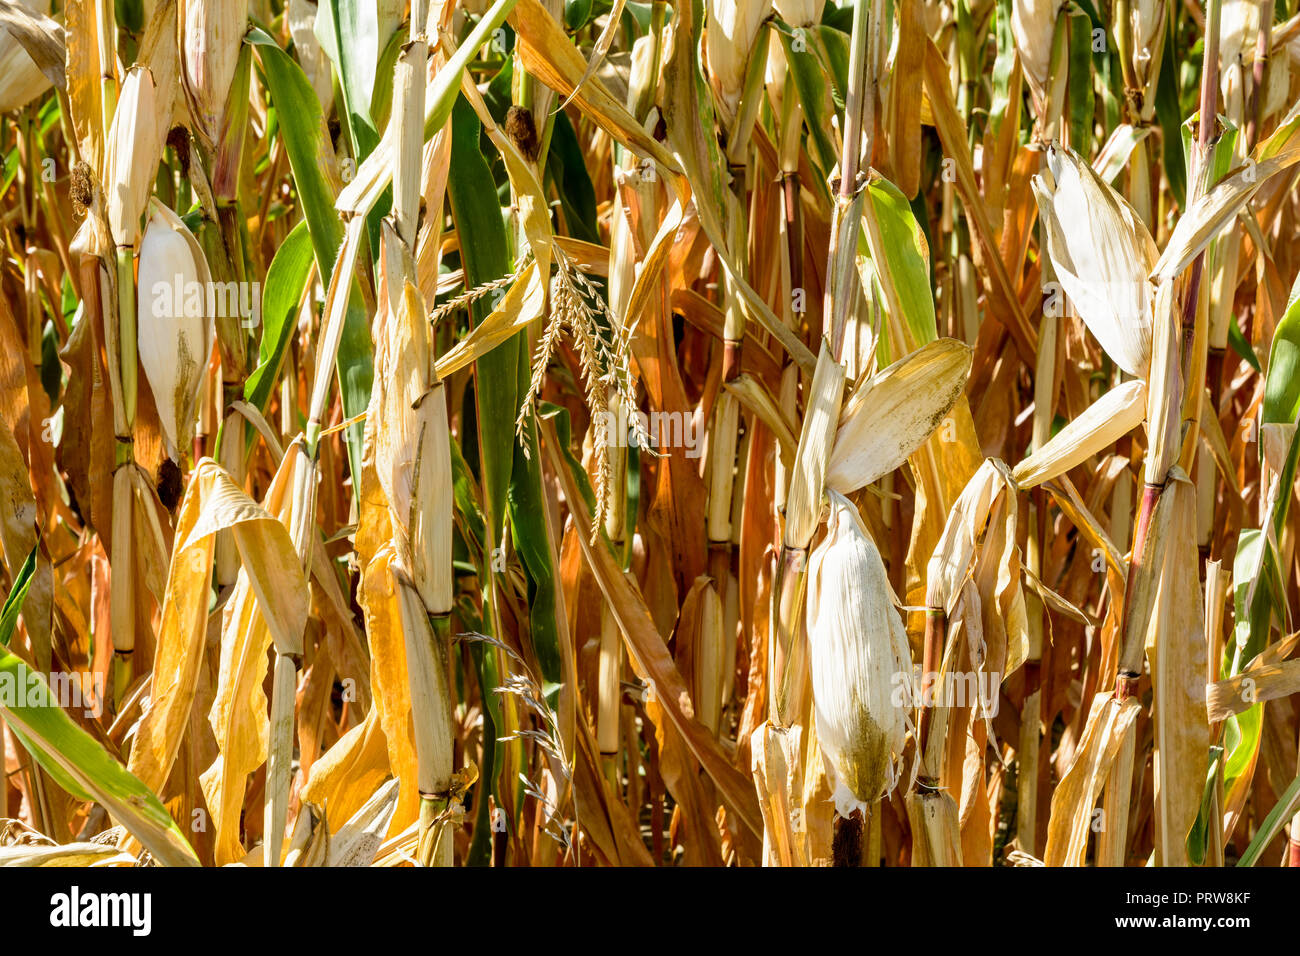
[136,199,214,462]
[704,0,774,127]
[178,0,249,148]
[103,67,168,247]
[805,490,912,812]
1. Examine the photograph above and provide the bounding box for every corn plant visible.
[0,0,1299,868]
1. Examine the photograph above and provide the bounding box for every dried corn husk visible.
[704,0,773,126]
[783,344,845,551]
[806,491,913,813]
[926,459,1017,615]
[0,0,53,112]
[1012,379,1148,489]
[773,0,820,28]
[137,199,214,461]
[1012,0,1064,103]
[826,338,973,495]
[1032,144,1157,378]
[103,67,169,247]
[1131,0,1166,63]
[179,0,249,147]
[1219,0,1259,66]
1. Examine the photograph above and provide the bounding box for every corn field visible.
[0,0,1299,870]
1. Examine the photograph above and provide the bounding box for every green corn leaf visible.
[245,220,314,416]
[447,94,519,542]
[865,177,938,350]
[1236,770,1300,867]
[1262,272,1300,426]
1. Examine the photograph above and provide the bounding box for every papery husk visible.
[805,490,912,813]
[704,0,774,127]
[826,338,973,495]
[1143,471,1210,866]
[1012,0,1065,105]
[1032,143,1157,378]
[783,344,845,551]
[1218,0,1259,66]
[773,0,819,28]
[103,67,168,247]
[1012,379,1148,489]
[136,199,214,461]
[178,0,249,148]
[0,0,53,112]
[925,459,1017,614]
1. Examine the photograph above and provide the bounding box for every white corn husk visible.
[925,459,1017,615]
[1127,0,1167,116]
[773,0,819,28]
[104,67,168,247]
[1263,47,1290,121]
[0,0,53,112]
[783,344,845,551]
[1221,58,1247,128]
[137,199,214,461]
[806,490,913,814]
[1219,0,1259,66]
[1131,0,1165,63]
[1011,379,1148,489]
[1012,0,1064,103]
[826,338,972,495]
[704,0,773,125]
[179,0,249,147]
[1032,143,1157,379]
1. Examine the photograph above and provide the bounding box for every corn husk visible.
[1131,0,1165,63]
[0,0,53,112]
[773,0,819,28]
[179,0,249,148]
[288,0,333,112]
[1012,379,1148,489]
[1219,0,1259,66]
[704,0,773,126]
[926,459,1017,614]
[137,199,214,461]
[783,344,845,551]
[1032,144,1157,378]
[1011,0,1064,103]
[826,338,973,495]
[103,67,169,247]
[805,490,913,813]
